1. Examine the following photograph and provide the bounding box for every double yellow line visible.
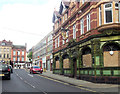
[36,74,97,93]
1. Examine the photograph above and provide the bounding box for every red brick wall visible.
[11,48,26,62]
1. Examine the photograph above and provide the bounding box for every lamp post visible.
[17,51,18,69]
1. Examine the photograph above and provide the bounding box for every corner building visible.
[52,0,120,83]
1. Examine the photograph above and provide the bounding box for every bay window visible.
[104,3,113,23]
[99,6,102,25]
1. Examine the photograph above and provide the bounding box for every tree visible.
[27,51,32,62]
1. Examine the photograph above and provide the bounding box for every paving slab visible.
[41,71,119,89]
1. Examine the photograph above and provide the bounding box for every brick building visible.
[11,45,26,68]
[52,0,120,83]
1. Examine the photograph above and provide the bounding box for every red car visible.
[30,66,43,74]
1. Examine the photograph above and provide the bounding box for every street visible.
[2,69,94,94]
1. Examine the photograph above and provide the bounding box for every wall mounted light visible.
[109,51,114,55]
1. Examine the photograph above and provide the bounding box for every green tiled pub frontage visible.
[53,32,120,84]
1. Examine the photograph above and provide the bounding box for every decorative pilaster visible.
[59,53,63,75]
[91,39,101,76]
[68,48,73,77]
[53,55,56,74]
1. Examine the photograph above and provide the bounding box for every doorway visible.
[73,58,77,78]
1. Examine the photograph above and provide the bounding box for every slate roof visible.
[0,39,13,46]
[12,45,26,49]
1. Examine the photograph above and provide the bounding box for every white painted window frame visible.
[99,6,102,26]
[87,13,91,31]
[73,24,76,39]
[58,37,59,47]
[80,18,84,35]
[104,3,113,24]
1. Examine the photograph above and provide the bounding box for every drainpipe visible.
[118,1,120,22]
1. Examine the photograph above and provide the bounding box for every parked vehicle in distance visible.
[30,66,43,74]
[0,63,11,80]
[8,65,13,73]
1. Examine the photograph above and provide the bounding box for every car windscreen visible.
[0,64,8,69]
[33,66,40,68]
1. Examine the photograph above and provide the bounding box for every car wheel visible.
[7,76,11,80]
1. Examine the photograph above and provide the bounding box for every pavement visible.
[25,68,119,91]
[41,70,119,89]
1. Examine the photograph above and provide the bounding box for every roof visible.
[0,39,13,46]
[52,10,61,23]
[12,45,26,49]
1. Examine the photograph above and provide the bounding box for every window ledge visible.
[97,23,120,32]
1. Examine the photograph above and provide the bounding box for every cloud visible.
[0,0,61,50]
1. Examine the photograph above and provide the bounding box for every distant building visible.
[11,45,26,68]
[32,31,53,71]
[0,39,13,63]
[46,31,53,71]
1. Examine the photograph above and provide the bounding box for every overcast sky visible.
[0,0,61,51]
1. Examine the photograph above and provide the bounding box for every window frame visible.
[13,50,16,55]
[104,3,113,24]
[99,6,102,26]
[87,13,91,31]
[73,24,76,39]
[80,18,84,35]
[17,51,20,55]
[22,51,24,55]
[58,37,59,47]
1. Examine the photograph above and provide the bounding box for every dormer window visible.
[115,2,118,9]
[82,0,85,4]
[1,43,5,46]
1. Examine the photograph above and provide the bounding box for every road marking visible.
[28,74,33,77]
[74,86,97,92]
[37,74,97,92]
[19,77,23,80]
[16,74,18,76]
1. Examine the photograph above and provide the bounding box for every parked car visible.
[30,66,43,74]
[8,65,13,73]
[0,63,11,80]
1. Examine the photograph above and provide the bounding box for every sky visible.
[0,0,61,51]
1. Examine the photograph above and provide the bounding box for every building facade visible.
[11,45,26,68]
[52,0,120,83]
[46,31,53,71]
[0,40,13,63]
[32,31,53,71]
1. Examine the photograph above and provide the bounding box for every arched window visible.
[103,43,120,51]
[82,47,91,55]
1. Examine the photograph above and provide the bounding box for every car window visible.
[0,64,8,69]
[33,66,40,68]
